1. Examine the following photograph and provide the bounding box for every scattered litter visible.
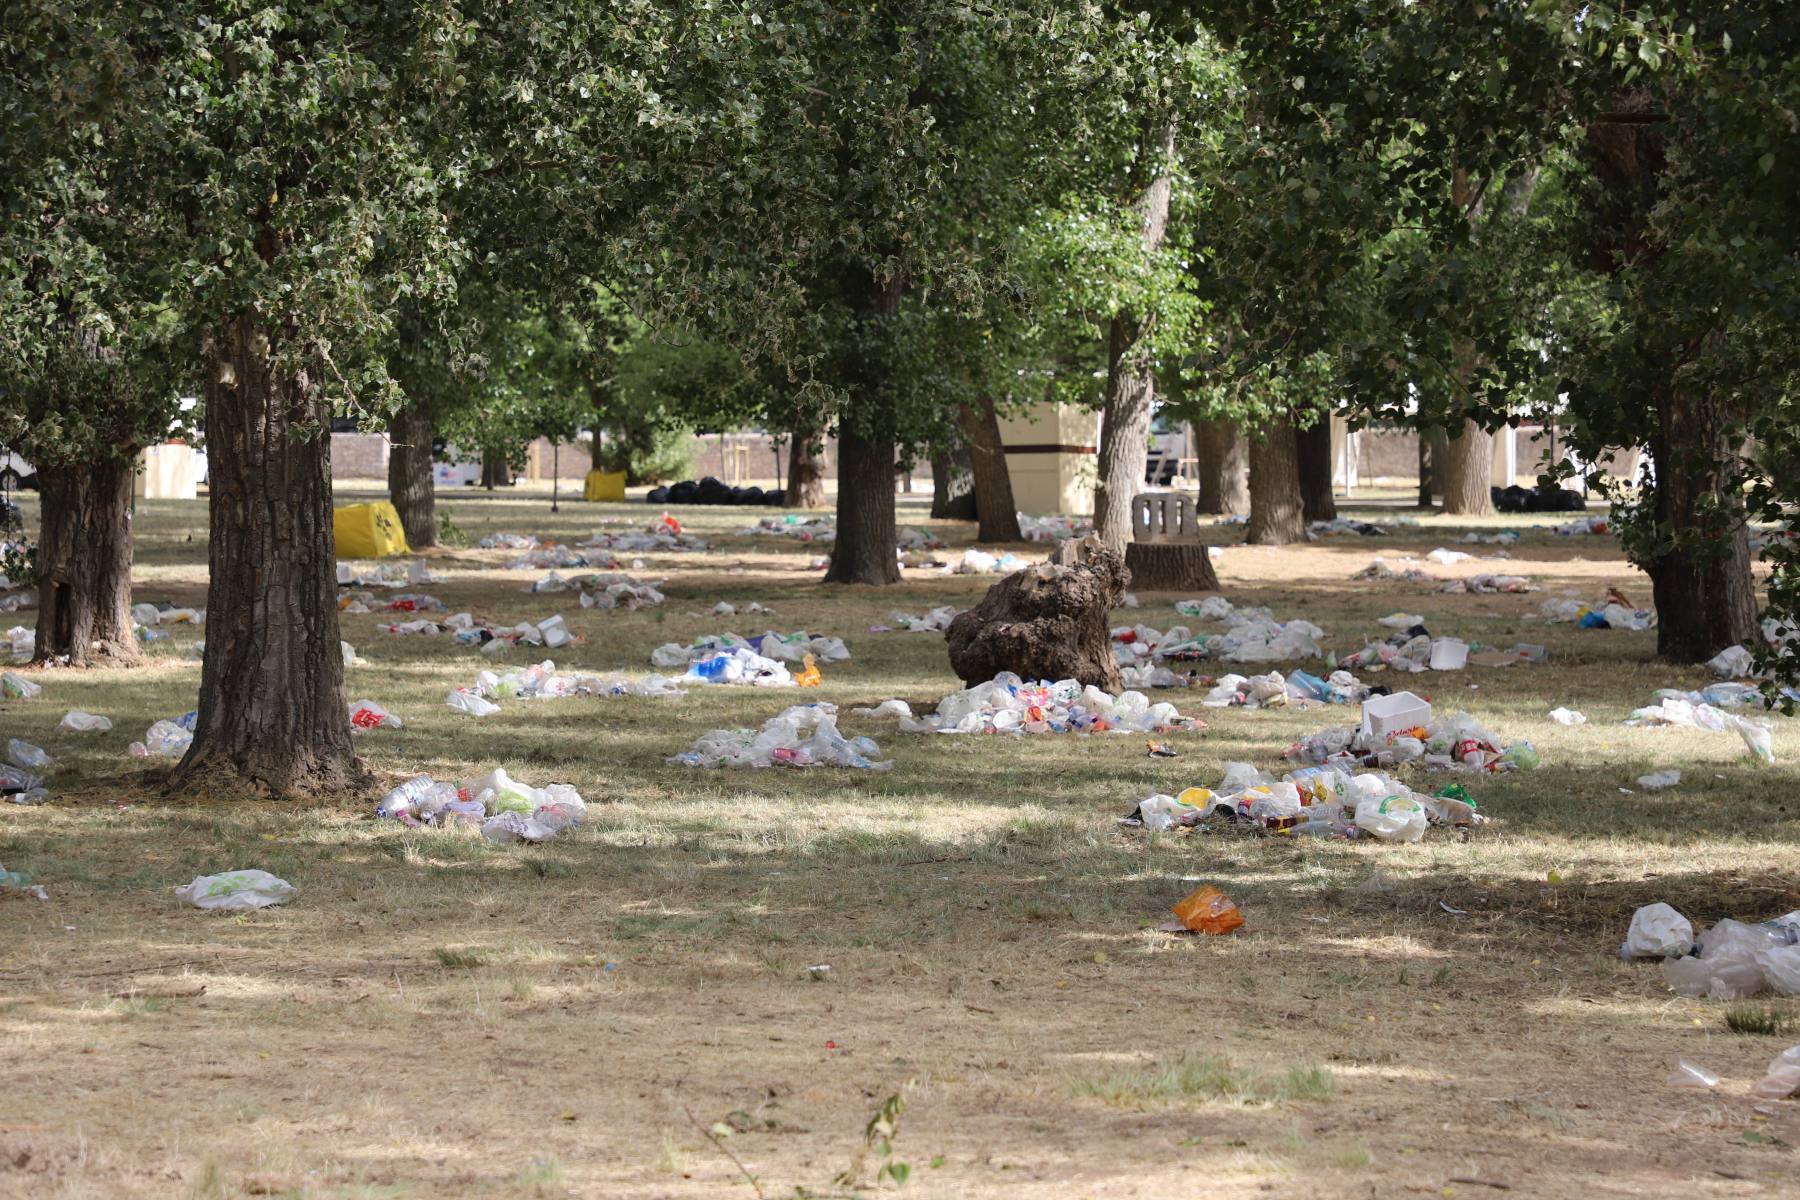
[1352,558,1437,585]
[1196,669,1369,709]
[1286,695,1539,775]
[1626,698,1776,764]
[449,660,685,712]
[1622,903,1695,960]
[948,548,1030,575]
[651,632,847,686]
[129,716,195,759]
[1306,518,1390,539]
[175,870,295,911]
[1442,573,1534,594]
[1020,513,1091,542]
[1753,1046,1800,1100]
[1147,741,1178,758]
[2,672,41,698]
[1,763,46,805]
[340,590,445,615]
[8,739,50,770]
[710,600,772,616]
[856,674,1199,735]
[59,711,111,733]
[1666,1060,1721,1090]
[669,703,891,770]
[1637,769,1681,791]
[1438,901,1468,916]
[1458,530,1520,546]
[1539,596,1655,631]
[446,690,501,717]
[1708,645,1758,680]
[1550,515,1610,536]
[1161,885,1244,934]
[0,862,48,900]
[335,561,440,589]
[347,699,404,731]
[1426,547,1473,565]
[1547,708,1587,726]
[377,770,587,842]
[740,514,836,542]
[887,606,959,632]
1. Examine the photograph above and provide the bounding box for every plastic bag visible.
[1355,794,1428,843]
[130,720,193,759]
[1169,886,1244,935]
[60,711,112,733]
[347,699,403,730]
[175,869,295,911]
[1,672,41,699]
[1752,1046,1800,1100]
[7,739,51,770]
[446,689,501,718]
[1622,903,1694,959]
[1547,708,1587,726]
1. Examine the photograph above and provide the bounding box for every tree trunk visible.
[1419,426,1450,507]
[1195,420,1248,515]
[1444,418,1494,515]
[169,317,364,799]
[1247,419,1303,545]
[1125,542,1220,592]
[387,399,436,549]
[480,447,512,490]
[824,423,900,585]
[1645,391,1759,662]
[958,397,1022,542]
[1093,118,1178,553]
[930,434,977,521]
[1295,418,1336,523]
[32,458,140,668]
[785,430,826,509]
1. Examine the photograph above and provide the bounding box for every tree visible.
[1295,417,1336,523]
[959,398,1023,542]
[1194,420,1248,515]
[1246,419,1302,545]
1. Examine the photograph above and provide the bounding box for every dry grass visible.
[2,483,1799,1197]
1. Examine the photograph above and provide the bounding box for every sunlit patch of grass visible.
[1071,1052,1336,1108]
[1726,1003,1797,1036]
[435,947,487,969]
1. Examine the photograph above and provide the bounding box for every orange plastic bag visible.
[1171,886,1244,935]
[795,653,822,687]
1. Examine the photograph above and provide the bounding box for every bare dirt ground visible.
[3,486,1798,1199]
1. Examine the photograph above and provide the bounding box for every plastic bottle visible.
[377,774,441,819]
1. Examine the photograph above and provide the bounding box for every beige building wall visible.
[998,403,1099,516]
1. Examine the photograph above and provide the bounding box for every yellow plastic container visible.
[334,501,410,558]
[584,469,626,502]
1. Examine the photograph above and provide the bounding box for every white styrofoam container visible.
[1429,638,1469,671]
[1361,691,1432,740]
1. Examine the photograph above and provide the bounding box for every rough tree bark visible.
[1125,542,1220,593]
[1295,419,1337,523]
[32,458,140,668]
[958,397,1022,542]
[386,398,436,549]
[1418,427,1450,507]
[1195,419,1248,515]
[1647,395,1760,662]
[825,272,904,585]
[168,317,365,798]
[480,447,512,490]
[1444,418,1493,516]
[1247,419,1303,545]
[785,430,826,509]
[930,433,977,521]
[1093,119,1178,553]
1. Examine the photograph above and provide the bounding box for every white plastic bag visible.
[347,699,403,730]
[7,739,51,770]
[1547,707,1587,726]
[445,689,501,718]
[1637,770,1681,791]
[1354,794,1428,843]
[1,672,41,699]
[1753,1046,1800,1099]
[175,869,295,911]
[60,711,112,733]
[1622,903,1693,959]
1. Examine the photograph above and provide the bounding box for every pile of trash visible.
[1457,530,1521,546]
[1539,596,1656,631]
[129,714,196,759]
[506,543,612,570]
[336,561,440,588]
[1020,514,1090,543]
[650,632,843,687]
[896,527,945,551]
[581,515,710,553]
[1622,902,1800,1002]
[383,611,578,654]
[1624,695,1776,764]
[131,603,206,627]
[881,607,960,633]
[740,515,836,542]
[528,572,665,609]
[1306,518,1392,538]
[1351,558,1437,585]
[1196,669,1371,709]
[376,769,588,843]
[1121,760,1482,842]
[341,590,445,615]
[854,673,1199,735]
[1285,693,1541,775]
[1442,573,1534,594]
[669,703,891,770]
[1340,621,1544,673]
[948,548,1031,575]
[1551,515,1610,536]
[479,533,539,550]
[446,660,685,717]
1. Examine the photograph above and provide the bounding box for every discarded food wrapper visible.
[1163,886,1244,935]
[347,699,404,731]
[175,869,295,911]
[1146,741,1178,758]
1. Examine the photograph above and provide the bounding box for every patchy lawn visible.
[3,485,1798,1199]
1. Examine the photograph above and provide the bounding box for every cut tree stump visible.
[946,535,1129,690]
[1125,541,1220,592]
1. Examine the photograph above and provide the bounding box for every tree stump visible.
[1124,542,1219,592]
[946,535,1128,690]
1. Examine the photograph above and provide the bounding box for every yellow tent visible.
[584,469,626,502]
[334,501,410,558]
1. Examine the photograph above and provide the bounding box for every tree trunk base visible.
[164,755,374,804]
[946,535,1129,690]
[1124,542,1220,593]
